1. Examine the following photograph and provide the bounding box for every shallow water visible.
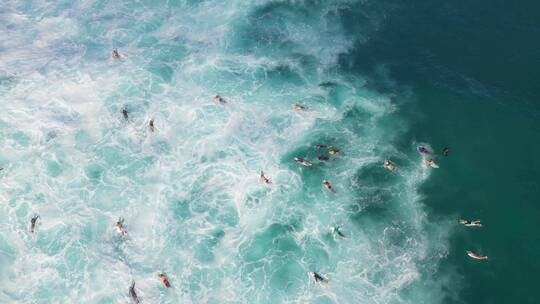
[1,0,537,303]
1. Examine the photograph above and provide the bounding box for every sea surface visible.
[1,1,538,303]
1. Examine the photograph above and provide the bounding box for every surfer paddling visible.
[149,119,155,133]
[328,147,340,155]
[30,215,39,233]
[315,144,328,149]
[323,180,336,193]
[332,226,346,239]
[425,158,438,168]
[122,108,129,121]
[309,272,329,284]
[129,281,140,303]
[112,49,120,59]
[467,251,488,260]
[417,146,429,154]
[384,160,398,173]
[260,171,272,185]
[460,219,482,227]
[158,272,171,288]
[294,157,312,167]
[292,103,306,111]
[116,218,128,236]
[318,155,329,161]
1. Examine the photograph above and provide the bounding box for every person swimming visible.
[112,49,120,59]
[443,147,450,156]
[417,146,429,154]
[318,155,329,161]
[323,180,336,193]
[467,251,488,260]
[292,103,306,111]
[315,144,328,149]
[328,147,340,155]
[426,158,438,168]
[214,95,226,104]
[294,157,312,167]
[149,119,155,133]
[260,171,272,185]
[122,108,129,121]
[30,215,39,233]
[129,281,140,303]
[384,160,396,171]
[116,218,128,236]
[332,226,346,239]
[158,272,171,288]
[309,272,329,284]
[460,219,482,227]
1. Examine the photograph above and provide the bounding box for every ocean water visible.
[1,0,538,303]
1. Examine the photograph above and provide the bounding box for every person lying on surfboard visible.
[384,160,397,172]
[294,157,312,167]
[260,171,272,185]
[323,180,336,193]
[426,158,438,168]
[292,103,306,111]
[332,226,346,239]
[460,219,482,227]
[467,251,488,260]
[112,49,120,59]
[417,146,429,154]
[214,95,226,104]
[309,272,329,284]
[158,272,171,288]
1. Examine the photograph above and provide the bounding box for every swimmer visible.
[214,95,226,104]
[30,215,39,233]
[332,226,346,239]
[425,158,438,168]
[417,146,429,154]
[443,147,450,156]
[384,160,396,172]
[158,272,171,288]
[460,219,482,227]
[328,147,340,155]
[315,144,328,149]
[318,155,329,161]
[129,281,140,303]
[260,171,272,185]
[122,108,129,121]
[112,49,120,59]
[323,180,336,193]
[292,103,306,111]
[294,157,312,167]
[149,119,155,133]
[309,272,329,284]
[467,251,488,260]
[116,217,128,236]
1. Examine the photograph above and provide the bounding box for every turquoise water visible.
[1,0,538,303]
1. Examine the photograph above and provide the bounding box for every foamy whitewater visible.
[0,1,453,303]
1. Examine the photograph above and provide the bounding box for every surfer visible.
[116,218,128,236]
[460,219,482,227]
[158,272,171,288]
[323,180,336,193]
[149,119,155,133]
[129,281,140,303]
[30,215,39,233]
[122,108,129,121]
[310,272,329,284]
[318,155,329,161]
[332,226,346,239]
[315,144,328,149]
[260,171,272,185]
[467,251,488,260]
[214,95,226,104]
[294,157,312,167]
[443,147,450,156]
[112,49,120,59]
[292,103,306,111]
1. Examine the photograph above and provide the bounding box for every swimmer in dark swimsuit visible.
[260,171,272,185]
[158,272,171,288]
[323,180,336,193]
[30,215,39,233]
[310,272,329,284]
[443,147,449,156]
[418,146,429,154]
[149,119,155,133]
[112,49,120,59]
[122,108,129,121]
[333,226,346,239]
[129,281,140,303]
[318,155,329,161]
[214,95,226,104]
